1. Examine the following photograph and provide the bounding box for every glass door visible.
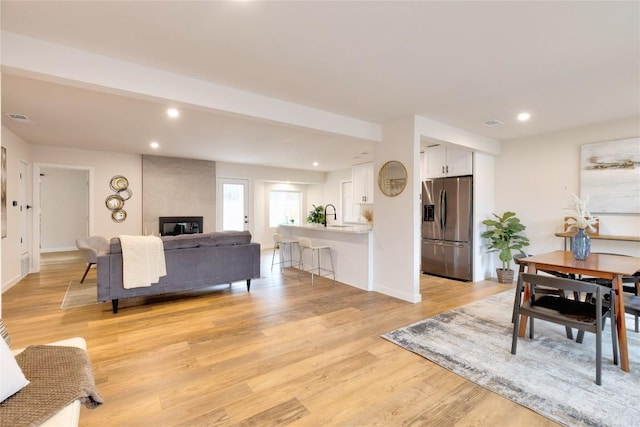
[219,178,249,231]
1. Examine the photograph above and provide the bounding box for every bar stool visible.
[271,233,300,272]
[297,237,335,285]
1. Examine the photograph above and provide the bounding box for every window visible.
[269,190,302,227]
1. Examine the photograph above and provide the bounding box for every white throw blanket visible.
[119,235,167,289]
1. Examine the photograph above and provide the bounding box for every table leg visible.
[613,274,629,372]
[518,264,537,337]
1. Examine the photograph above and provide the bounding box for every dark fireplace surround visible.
[159,216,203,236]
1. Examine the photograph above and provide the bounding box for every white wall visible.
[323,168,351,225]
[374,116,422,303]
[216,161,326,184]
[473,152,495,280]
[40,167,89,252]
[259,182,308,248]
[494,117,640,257]
[1,127,31,293]
[30,145,142,239]
[216,161,328,249]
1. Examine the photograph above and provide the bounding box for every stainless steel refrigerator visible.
[421,176,472,281]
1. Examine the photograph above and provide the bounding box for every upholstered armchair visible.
[75,236,110,283]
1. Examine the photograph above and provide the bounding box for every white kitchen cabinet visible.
[352,162,374,204]
[424,145,473,178]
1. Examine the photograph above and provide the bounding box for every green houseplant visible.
[481,211,530,283]
[306,204,325,225]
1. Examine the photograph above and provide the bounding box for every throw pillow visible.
[0,319,10,346]
[0,337,29,403]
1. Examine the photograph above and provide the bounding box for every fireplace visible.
[159,216,203,236]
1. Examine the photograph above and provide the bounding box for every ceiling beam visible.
[1,31,382,142]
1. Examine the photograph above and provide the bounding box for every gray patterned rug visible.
[382,290,640,427]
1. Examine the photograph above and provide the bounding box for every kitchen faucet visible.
[324,204,337,227]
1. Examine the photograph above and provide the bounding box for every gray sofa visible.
[97,231,260,313]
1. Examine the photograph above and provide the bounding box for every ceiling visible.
[1,1,638,172]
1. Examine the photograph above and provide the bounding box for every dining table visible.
[517,250,640,372]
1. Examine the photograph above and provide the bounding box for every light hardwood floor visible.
[2,251,557,426]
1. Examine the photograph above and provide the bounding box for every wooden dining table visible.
[518,250,640,372]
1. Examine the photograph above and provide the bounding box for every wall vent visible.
[21,256,30,276]
[482,119,503,127]
[4,113,31,122]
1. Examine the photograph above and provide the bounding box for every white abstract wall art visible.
[580,137,640,214]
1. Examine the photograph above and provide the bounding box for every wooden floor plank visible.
[1,251,557,426]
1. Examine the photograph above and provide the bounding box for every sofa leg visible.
[111,299,119,314]
[246,279,251,291]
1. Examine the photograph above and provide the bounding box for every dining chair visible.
[75,236,110,283]
[577,252,639,333]
[512,254,576,339]
[511,273,618,385]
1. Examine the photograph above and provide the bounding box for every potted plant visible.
[306,204,325,225]
[481,211,530,283]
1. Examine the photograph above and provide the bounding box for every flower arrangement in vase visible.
[563,194,598,260]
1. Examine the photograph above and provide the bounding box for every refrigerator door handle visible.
[441,189,447,230]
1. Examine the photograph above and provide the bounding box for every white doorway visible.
[218,178,249,231]
[19,162,30,275]
[32,163,94,272]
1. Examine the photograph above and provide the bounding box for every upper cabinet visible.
[352,162,374,204]
[424,145,473,178]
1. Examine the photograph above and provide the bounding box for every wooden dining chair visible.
[577,252,640,333]
[512,254,576,339]
[511,273,618,385]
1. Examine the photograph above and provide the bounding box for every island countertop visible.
[278,223,373,291]
[278,223,372,234]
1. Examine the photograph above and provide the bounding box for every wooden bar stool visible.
[271,233,300,272]
[297,237,335,285]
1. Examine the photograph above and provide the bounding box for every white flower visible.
[563,194,598,231]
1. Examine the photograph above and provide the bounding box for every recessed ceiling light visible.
[167,108,179,118]
[312,162,319,167]
[517,112,531,122]
[150,141,159,149]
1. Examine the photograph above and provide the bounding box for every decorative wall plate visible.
[110,175,129,192]
[117,188,133,201]
[111,209,127,222]
[105,194,124,210]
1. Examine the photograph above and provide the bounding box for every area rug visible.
[61,280,98,309]
[382,290,640,427]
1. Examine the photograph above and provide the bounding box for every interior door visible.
[19,162,29,258]
[219,178,249,231]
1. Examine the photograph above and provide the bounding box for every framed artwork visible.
[1,146,6,238]
[580,137,640,214]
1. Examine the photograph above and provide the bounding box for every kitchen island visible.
[278,223,373,291]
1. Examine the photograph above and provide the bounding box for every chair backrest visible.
[298,237,312,249]
[513,253,529,273]
[75,236,109,263]
[273,233,283,244]
[521,273,603,298]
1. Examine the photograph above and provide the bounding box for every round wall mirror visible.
[378,160,408,197]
